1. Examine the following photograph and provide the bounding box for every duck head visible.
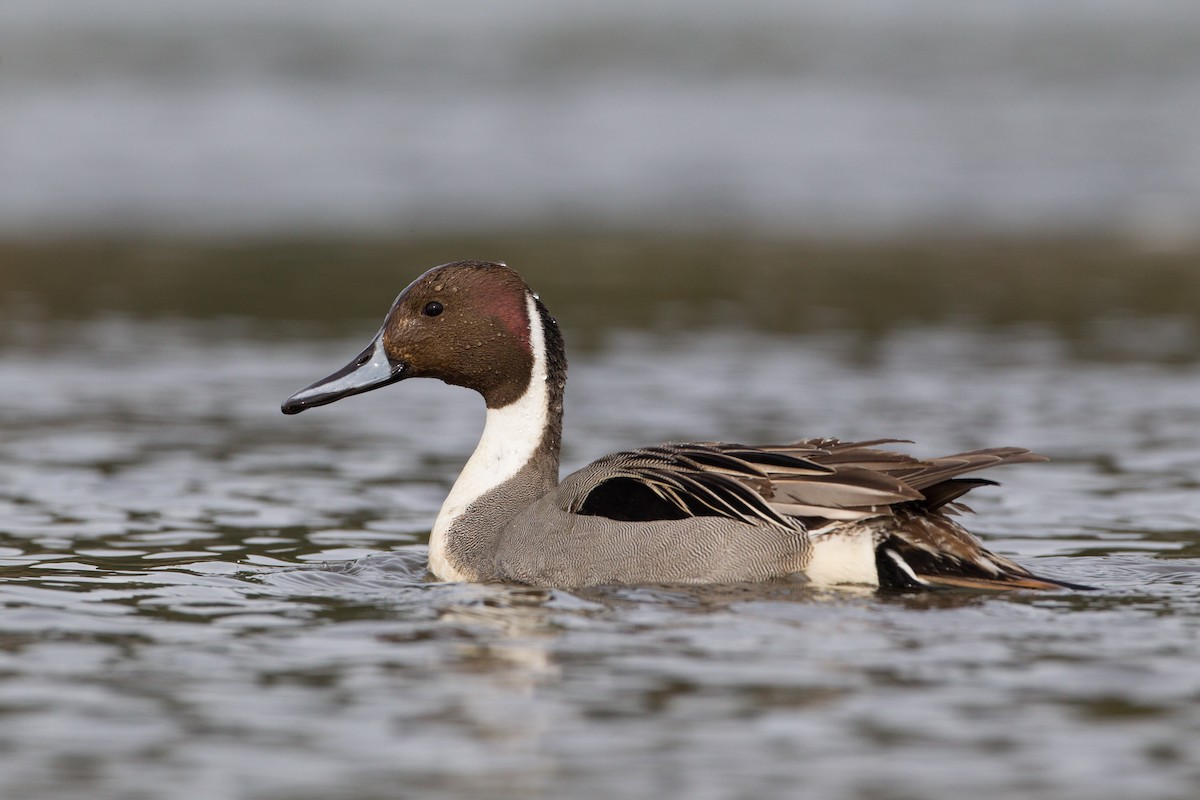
[282,261,541,414]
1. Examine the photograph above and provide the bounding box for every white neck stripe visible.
[428,293,549,581]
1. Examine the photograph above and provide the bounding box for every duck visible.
[282,260,1080,591]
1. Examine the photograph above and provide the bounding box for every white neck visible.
[428,293,550,581]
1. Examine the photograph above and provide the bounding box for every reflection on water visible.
[2,239,1200,799]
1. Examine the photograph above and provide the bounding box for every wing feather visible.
[565,439,1045,534]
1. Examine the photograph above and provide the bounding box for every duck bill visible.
[281,334,407,414]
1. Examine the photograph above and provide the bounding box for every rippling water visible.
[2,241,1199,798]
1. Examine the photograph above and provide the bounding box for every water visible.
[2,0,1199,239]
[2,241,1200,799]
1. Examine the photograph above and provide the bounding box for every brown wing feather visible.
[570,438,1045,528]
[569,443,806,530]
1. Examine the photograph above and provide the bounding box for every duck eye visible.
[423,301,444,317]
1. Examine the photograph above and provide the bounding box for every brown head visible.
[282,261,563,413]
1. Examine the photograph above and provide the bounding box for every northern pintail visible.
[283,260,1079,591]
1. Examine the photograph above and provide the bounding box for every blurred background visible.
[3,0,1199,335]
[3,0,1200,240]
[4,4,1200,800]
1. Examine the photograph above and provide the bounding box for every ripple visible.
[2,318,1200,800]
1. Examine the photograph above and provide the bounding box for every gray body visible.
[438,435,1051,589]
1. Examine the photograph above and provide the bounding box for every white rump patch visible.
[804,527,880,587]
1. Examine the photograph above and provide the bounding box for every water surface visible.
[1,240,1199,799]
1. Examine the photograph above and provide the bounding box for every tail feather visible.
[876,530,1093,592]
[902,567,1093,592]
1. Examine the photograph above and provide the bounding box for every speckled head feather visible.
[381,261,545,409]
